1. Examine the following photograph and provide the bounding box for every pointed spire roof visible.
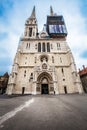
[30,6,36,18]
[50,6,54,16]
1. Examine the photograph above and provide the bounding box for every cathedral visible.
[6,6,83,95]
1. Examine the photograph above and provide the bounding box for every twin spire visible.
[50,6,54,16]
[30,6,54,19]
[30,6,36,18]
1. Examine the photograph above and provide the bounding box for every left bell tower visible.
[24,6,38,38]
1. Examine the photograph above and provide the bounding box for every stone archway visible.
[37,72,54,94]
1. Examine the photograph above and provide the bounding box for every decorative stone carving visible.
[42,63,47,69]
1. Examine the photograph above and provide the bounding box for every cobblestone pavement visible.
[0,94,87,130]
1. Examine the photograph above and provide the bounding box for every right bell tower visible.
[46,6,67,38]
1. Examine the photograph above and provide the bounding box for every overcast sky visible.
[0,0,87,75]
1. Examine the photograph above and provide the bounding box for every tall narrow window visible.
[26,43,28,48]
[31,73,33,79]
[29,27,32,37]
[57,43,60,47]
[42,43,45,52]
[61,68,64,76]
[38,43,41,52]
[52,56,54,63]
[26,43,30,49]
[47,43,50,52]
[62,68,63,73]
[57,43,61,50]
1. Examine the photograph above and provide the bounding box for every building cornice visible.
[21,37,66,41]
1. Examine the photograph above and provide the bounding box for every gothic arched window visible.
[47,43,50,52]
[38,43,41,52]
[42,43,45,52]
[29,27,32,37]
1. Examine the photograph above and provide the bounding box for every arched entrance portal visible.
[37,72,53,94]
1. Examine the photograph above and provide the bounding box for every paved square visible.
[0,94,87,130]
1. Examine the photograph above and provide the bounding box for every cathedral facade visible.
[6,6,83,95]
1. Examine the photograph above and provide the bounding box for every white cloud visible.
[56,0,87,69]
